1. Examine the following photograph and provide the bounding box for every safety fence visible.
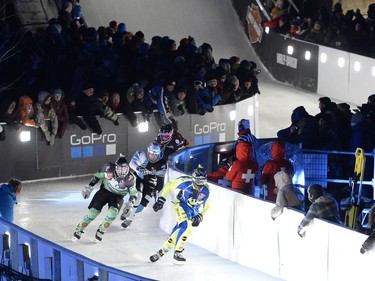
[0,218,156,281]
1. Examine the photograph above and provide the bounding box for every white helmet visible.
[147,142,163,163]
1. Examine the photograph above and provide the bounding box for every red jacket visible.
[260,141,294,202]
[226,142,259,194]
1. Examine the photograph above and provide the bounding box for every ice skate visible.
[72,228,84,242]
[94,229,104,242]
[150,249,164,263]
[360,247,367,254]
[173,250,186,264]
[121,219,132,229]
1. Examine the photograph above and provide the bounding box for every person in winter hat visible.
[297,184,341,237]
[270,171,303,220]
[35,91,59,145]
[18,96,38,128]
[260,141,294,202]
[225,142,259,195]
[51,88,69,138]
[0,178,22,222]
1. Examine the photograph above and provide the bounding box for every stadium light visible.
[20,130,31,142]
[354,61,361,72]
[338,57,345,68]
[229,110,236,121]
[305,51,311,60]
[265,26,270,34]
[138,122,148,133]
[287,45,294,55]
[320,53,327,63]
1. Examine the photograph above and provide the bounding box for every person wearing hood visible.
[225,141,259,195]
[35,91,59,146]
[260,141,294,202]
[51,88,69,138]
[196,76,222,114]
[0,178,22,222]
[18,96,38,128]
[297,184,341,237]
[270,171,303,220]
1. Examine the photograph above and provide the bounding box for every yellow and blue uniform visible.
[159,176,211,253]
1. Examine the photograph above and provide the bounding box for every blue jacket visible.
[196,87,221,110]
[0,183,18,222]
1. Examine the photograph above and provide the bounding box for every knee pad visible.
[87,208,101,220]
[107,206,119,220]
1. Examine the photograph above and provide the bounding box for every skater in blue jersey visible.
[150,165,211,263]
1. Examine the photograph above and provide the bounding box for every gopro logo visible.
[194,122,226,135]
[70,133,117,145]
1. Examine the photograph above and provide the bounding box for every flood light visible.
[287,45,294,55]
[354,61,361,72]
[138,122,148,133]
[20,131,31,142]
[338,57,345,68]
[305,51,311,60]
[320,53,327,63]
[229,110,236,121]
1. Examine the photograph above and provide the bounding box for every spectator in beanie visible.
[170,85,187,117]
[35,91,59,146]
[260,141,294,202]
[51,88,69,138]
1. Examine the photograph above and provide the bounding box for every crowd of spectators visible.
[277,95,375,153]
[0,0,262,141]
[264,1,375,58]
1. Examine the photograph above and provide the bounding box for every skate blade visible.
[173,260,185,266]
[71,237,78,242]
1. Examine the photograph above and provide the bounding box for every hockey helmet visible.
[307,184,323,203]
[238,119,250,132]
[159,124,174,144]
[115,153,129,176]
[147,142,163,163]
[192,165,207,191]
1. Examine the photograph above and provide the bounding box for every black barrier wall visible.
[234,0,319,92]
[0,103,237,181]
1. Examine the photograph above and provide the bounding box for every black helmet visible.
[192,165,207,191]
[307,184,323,202]
[115,153,129,176]
[159,124,174,144]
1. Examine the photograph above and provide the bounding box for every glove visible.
[152,197,166,212]
[128,196,136,205]
[114,119,119,126]
[121,202,135,220]
[82,185,94,199]
[191,213,203,227]
[297,226,306,238]
[137,166,149,175]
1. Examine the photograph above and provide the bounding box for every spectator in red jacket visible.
[225,142,259,195]
[260,141,294,202]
